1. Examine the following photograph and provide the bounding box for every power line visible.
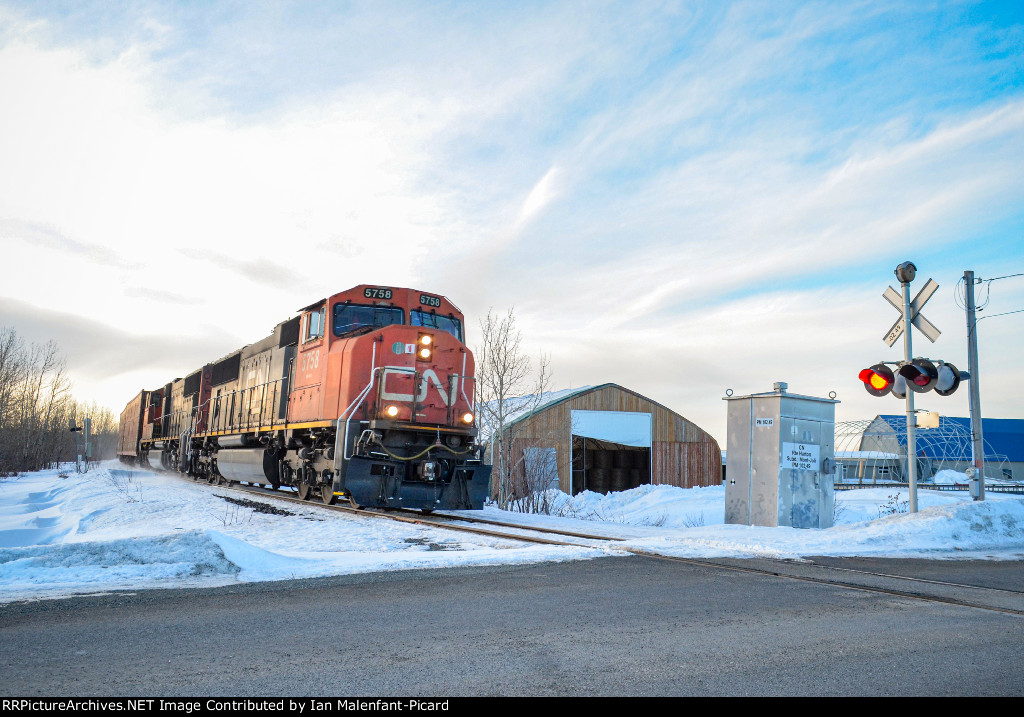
[955,271,1022,313]
[977,308,1024,322]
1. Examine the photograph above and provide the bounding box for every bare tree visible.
[475,308,552,507]
[0,327,117,474]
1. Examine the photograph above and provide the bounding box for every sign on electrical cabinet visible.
[724,383,838,529]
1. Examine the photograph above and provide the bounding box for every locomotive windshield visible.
[333,304,405,337]
[410,309,463,342]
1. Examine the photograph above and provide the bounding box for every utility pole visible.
[69,418,89,473]
[83,417,92,471]
[964,271,985,501]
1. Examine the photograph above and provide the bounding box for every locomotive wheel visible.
[320,485,335,505]
[297,482,311,501]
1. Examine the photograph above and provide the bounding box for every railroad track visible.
[224,480,622,548]
[639,554,1024,617]
[196,476,1024,617]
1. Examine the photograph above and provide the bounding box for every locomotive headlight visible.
[461,411,474,424]
[417,334,433,361]
[385,405,400,418]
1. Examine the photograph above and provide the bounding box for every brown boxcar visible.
[117,390,149,458]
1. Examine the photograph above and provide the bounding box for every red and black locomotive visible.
[117,285,490,511]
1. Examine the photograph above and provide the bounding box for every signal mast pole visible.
[897,264,919,513]
[964,270,985,501]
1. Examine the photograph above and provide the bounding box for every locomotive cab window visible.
[333,304,405,337]
[305,306,326,342]
[410,309,463,342]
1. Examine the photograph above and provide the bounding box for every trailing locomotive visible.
[117,285,490,511]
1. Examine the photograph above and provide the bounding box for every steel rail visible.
[389,507,628,542]
[792,560,1024,596]
[624,552,1024,617]
[226,482,607,548]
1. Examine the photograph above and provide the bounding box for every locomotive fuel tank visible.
[216,448,281,487]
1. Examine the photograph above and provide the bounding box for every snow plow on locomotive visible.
[116,285,491,511]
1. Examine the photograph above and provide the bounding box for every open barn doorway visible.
[569,410,652,495]
[571,437,650,494]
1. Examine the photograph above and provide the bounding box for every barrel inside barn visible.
[570,436,650,495]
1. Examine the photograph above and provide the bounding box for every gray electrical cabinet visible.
[724,383,838,529]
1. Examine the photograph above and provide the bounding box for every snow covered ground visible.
[2,462,1023,604]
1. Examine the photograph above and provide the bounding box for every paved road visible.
[2,555,1023,696]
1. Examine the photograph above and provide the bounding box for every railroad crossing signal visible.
[865,261,952,516]
[858,364,894,397]
[899,358,938,393]
[859,359,965,398]
[934,362,965,396]
[861,265,966,400]
[883,278,941,347]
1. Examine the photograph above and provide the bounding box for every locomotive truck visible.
[117,285,491,511]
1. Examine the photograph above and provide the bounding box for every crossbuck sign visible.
[883,278,941,347]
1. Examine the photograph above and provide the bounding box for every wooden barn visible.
[489,383,722,496]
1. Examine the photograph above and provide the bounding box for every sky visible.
[2,463,1022,603]
[1,0,1022,444]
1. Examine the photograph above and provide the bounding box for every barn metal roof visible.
[477,385,595,442]
[478,382,687,442]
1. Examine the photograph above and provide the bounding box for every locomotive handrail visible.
[337,365,409,463]
[141,374,292,436]
[146,406,193,442]
[206,376,288,434]
[334,341,379,468]
[143,375,289,454]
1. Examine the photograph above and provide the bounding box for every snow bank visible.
[0,464,598,603]
[1,462,1022,603]
[0,531,239,599]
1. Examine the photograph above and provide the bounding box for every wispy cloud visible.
[0,1,1021,432]
[515,166,562,230]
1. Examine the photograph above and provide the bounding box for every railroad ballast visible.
[117,285,491,511]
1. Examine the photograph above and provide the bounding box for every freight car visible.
[117,285,490,511]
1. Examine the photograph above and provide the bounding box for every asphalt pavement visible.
[2,555,1022,696]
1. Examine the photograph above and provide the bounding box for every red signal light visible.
[898,358,938,393]
[860,369,890,391]
[858,364,894,397]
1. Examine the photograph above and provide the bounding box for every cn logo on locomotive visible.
[380,368,458,406]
